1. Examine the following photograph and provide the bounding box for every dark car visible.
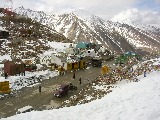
[54,84,70,97]
[92,58,102,67]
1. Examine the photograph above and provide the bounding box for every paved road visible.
[0,64,104,118]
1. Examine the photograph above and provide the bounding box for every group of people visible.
[58,66,65,76]
[72,72,82,84]
[94,56,160,85]
[58,55,160,87]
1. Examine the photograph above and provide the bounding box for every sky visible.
[0,0,160,18]
[0,0,160,27]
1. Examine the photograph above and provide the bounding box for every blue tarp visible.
[76,42,88,48]
[125,52,135,55]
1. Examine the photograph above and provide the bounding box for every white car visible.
[16,105,34,114]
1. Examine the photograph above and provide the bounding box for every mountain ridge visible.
[11,7,160,55]
[0,9,71,60]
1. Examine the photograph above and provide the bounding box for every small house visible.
[51,53,86,71]
[24,60,37,71]
[64,48,75,54]
[79,60,86,69]
[82,49,97,57]
[4,59,25,76]
[51,53,76,70]
[63,59,79,70]
[51,53,65,67]
[98,46,106,53]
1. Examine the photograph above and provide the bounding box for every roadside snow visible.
[1,58,160,120]
[0,70,59,98]
[0,55,11,62]
[2,70,160,120]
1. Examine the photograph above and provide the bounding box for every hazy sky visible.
[0,0,159,18]
[0,0,160,26]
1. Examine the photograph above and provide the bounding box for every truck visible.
[92,57,102,67]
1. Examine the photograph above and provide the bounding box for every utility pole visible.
[4,0,14,17]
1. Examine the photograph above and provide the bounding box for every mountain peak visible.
[12,6,160,55]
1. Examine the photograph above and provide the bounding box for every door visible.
[72,63,74,69]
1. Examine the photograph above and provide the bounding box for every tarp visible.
[76,42,88,49]
[125,52,135,56]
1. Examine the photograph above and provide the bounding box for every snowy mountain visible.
[111,9,160,41]
[14,7,160,55]
[0,9,71,59]
[14,6,49,25]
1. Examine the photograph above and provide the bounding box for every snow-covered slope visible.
[0,10,71,59]
[2,58,160,120]
[14,6,49,25]
[13,7,160,55]
[49,9,160,54]
[50,13,159,54]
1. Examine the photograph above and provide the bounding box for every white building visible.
[82,49,97,57]
[0,64,4,77]
[51,53,65,66]
[64,48,76,54]
[98,46,106,53]
[51,53,80,70]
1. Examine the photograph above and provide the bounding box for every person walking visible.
[79,77,82,84]
[39,85,42,92]
[73,72,75,80]
[4,72,8,79]
[144,70,146,77]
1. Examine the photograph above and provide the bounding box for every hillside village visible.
[0,8,115,79]
[0,5,160,119]
[0,6,159,96]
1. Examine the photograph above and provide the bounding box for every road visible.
[0,63,108,118]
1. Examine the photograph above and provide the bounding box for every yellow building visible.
[79,60,86,69]
[0,81,11,94]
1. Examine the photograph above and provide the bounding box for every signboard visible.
[101,65,109,75]
[0,81,11,94]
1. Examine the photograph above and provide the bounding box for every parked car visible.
[54,84,70,97]
[92,57,102,67]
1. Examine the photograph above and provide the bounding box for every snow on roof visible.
[0,64,4,68]
[0,55,11,61]
[0,26,5,31]
[48,42,75,49]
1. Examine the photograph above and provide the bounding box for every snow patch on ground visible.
[1,58,160,120]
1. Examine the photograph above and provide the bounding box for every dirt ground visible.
[0,62,113,118]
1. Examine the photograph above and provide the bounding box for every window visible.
[57,88,63,91]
